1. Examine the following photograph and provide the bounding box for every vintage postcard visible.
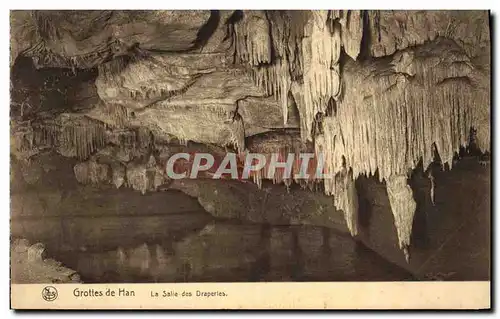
[9,9,491,310]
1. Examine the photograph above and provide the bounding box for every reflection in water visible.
[12,214,413,283]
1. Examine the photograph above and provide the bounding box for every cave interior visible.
[9,10,491,283]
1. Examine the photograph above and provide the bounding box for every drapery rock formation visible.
[10,10,490,274]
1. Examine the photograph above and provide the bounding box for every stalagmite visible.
[386,175,416,262]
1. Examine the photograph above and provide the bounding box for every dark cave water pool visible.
[11,214,413,283]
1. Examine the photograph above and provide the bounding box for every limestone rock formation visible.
[10,10,491,264]
[11,11,212,68]
[11,238,81,283]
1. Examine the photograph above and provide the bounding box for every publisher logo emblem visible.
[42,286,58,302]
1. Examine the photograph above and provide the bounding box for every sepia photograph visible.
[8,8,492,310]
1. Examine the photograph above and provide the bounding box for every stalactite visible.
[242,10,362,141]
[152,166,167,190]
[252,169,263,189]
[126,162,148,195]
[60,118,107,160]
[272,10,344,142]
[244,136,322,194]
[334,168,359,237]
[307,38,489,254]
[145,154,167,191]
[112,164,126,189]
[238,11,356,136]
[300,10,342,141]
[239,11,296,128]
[386,175,416,262]
[251,58,291,124]
[177,137,188,146]
[234,11,271,66]
[290,82,310,142]
[13,116,120,168]
[331,21,342,64]
[74,160,110,185]
[10,121,36,159]
[318,38,488,183]
[315,133,359,236]
[228,113,245,153]
[98,103,129,128]
[314,121,346,195]
[136,127,152,151]
[338,10,363,61]
[428,169,436,206]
